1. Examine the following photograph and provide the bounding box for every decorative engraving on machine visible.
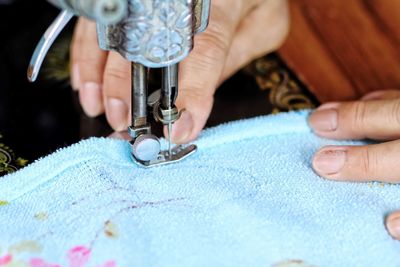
[97,0,195,67]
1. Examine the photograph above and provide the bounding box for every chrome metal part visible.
[28,10,74,82]
[28,0,210,167]
[128,124,151,139]
[161,64,178,109]
[167,123,172,156]
[97,0,196,68]
[133,144,197,168]
[147,89,161,108]
[130,62,162,162]
[28,0,129,82]
[48,0,127,24]
[131,62,148,127]
[30,0,211,78]
[153,102,182,125]
[131,134,161,162]
[194,0,211,33]
[161,63,179,155]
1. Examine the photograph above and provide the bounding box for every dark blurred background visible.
[0,0,80,161]
[0,0,315,174]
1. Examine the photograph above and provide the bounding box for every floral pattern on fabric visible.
[0,244,116,267]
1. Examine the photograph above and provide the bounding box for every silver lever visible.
[27,10,74,82]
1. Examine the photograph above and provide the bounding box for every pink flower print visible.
[30,258,61,267]
[67,246,91,267]
[96,261,116,267]
[0,254,12,266]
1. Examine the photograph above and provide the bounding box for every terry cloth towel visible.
[0,110,399,267]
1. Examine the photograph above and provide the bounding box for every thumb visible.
[165,88,214,144]
[164,44,220,143]
[166,2,241,143]
[165,48,216,143]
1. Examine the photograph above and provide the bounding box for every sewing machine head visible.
[27,0,210,167]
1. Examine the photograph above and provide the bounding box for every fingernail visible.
[313,149,347,176]
[105,98,128,132]
[170,111,194,144]
[71,64,81,91]
[309,108,338,132]
[80,82,103,117]
[387,214,400,240]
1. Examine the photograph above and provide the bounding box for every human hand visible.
[70,0,289,142]
[309,89,400,240]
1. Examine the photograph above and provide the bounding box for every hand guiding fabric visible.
[309,90,400,182]
[309,89,400,241]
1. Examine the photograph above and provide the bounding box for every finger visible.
[312,140,400,182]
[386,211,400,240]
[70,18,85,91]
[72,18,108,117]
[309,99,400,141]
[361,89,400,101]
[108,131,130,141]
[221,0,289,80]
[103,52,131,131]
[167,0,264,143]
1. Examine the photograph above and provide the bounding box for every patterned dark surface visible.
[0,0,317,175]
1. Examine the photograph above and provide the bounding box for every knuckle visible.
[390,100,400,127]
[180,86,214,104]
[186,30,230,84]
[72,20,90,45]
[76,57,105,81]
[70,37,82,61]
[78,56,103,67]
[212,0,242,22]
[360,148,378,177]
[350,102,368,131]
[189,31,230,80]
[197,27,230,59]
[105,66,130,81]
[195,3,238,56]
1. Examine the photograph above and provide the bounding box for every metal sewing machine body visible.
[28,0,210,167]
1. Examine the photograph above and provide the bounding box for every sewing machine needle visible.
[168,123,172,157]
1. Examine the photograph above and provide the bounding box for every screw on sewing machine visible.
[27,0,210,168]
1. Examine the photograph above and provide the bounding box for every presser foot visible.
[131,144,197,168]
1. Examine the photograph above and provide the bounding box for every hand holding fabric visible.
[309,89,400,240]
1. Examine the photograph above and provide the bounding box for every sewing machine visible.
[27,0,210,167]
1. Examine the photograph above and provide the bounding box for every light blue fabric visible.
[0,110,399,267]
